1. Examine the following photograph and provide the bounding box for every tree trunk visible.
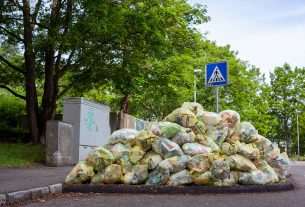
[23,0,39,144]
[120,92,132,113]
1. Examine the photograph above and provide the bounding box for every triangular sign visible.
[208,66,225,83]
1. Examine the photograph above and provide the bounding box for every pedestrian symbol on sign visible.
[208,66,225,83]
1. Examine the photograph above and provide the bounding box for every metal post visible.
[216,87,219,113]
[194,74,196,103]
[297,112,300,161]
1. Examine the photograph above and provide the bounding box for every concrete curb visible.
[0,183,62,206]
[63,181,294,194]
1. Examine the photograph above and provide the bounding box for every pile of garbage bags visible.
[65,102,290,186]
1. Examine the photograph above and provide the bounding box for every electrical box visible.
[63,97,110,163]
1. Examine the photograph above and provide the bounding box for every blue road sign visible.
[205,61,228,87]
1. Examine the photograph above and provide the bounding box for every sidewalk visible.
[0,166,72,194]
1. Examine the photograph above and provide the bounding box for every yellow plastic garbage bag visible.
[191,121,206,135]
[129,145,145,164]
[86,147,115,171]
[135,130,158,152]
[211,160,231,180]
[257,160,279,183]
[239,122,258,143]
[166,169,193,186]
[152,137,184,159]
[239,170,269,185]
[219,110,240,137]
[158,155,191,173]
[171,127,196,146]
[164,108,198,128]
[255,135,280,163]
[196,134,220,152]
[214,171,239,186]
[239,143,260,160]
[149,122,181,138]
[123,165,148,185]
[145,165,170,185]
[110,143,131,160]
[226,154,257,172]
[270,152,290,180]
[116,155,133,175]
[65,161,94,184]
[202,112,222,127]
[90,171,105,185]
[187,154,211,174]
[139,150,163,170]
[192,171,213,186]
[206,124,229,146]
[181,102,205,122]
[182,143,211,156]
[109,128,139,145]
[102,164,123,184]
[221,142,238,156]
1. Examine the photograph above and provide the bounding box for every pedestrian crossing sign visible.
[205,61,228,87]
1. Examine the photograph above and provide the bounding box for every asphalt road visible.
[20,162,305,207]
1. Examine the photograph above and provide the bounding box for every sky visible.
[190,0,305,80]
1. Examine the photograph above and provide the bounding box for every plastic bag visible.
[203,112,222,127]
[181,102,205,122]
[164,108,198,128]
[149,122,181,138]
[219,110,240,137]
[65,161,94,184]
[110,143,130,160]
[206,124,228,146]
[257,160,279,183]
[86,147,115,171]
[239,170,269,185]
[102,164,123,184]
[239,122,258,143]
[187,154,211,174]
[221,142,238,156]
[182,143,211,156]
[196,134,220,152]
[192,171,213,186]
[90,171,105,185]
[146,165,170,185]
[135,130,158,152]
[255,135,280,163]
[191,121,206,135]
[166,169,193,186]
[239,143,260,160]
[211,160,231,180]
[214,171,239,186]
[129,145,145,164]
[116,155,133,175]
[227,154,257,172]
[171,127,196,146]
[152,138,184,159]
[123,165,148,185]
[109,128,139,145]
[270,152,290,180]
[159,155,191,173]
[139,150,163,170]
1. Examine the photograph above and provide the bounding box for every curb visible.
[63,181,294,194]
[0,183,62,206]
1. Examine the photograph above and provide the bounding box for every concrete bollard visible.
[46,121,73,166]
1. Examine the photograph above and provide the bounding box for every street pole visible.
[216,87,219,113]
[194,73,196,103]
[297,112,300,161]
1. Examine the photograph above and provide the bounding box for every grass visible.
[289,156,305,161]
[0,143,45,167]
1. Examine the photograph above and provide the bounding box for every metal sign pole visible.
[297,112,300,161]
[216,87,219,113]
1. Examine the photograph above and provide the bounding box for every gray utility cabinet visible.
[63,97,110,163]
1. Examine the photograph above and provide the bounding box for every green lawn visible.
[0,143,45,167]
[289,156,305,161]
